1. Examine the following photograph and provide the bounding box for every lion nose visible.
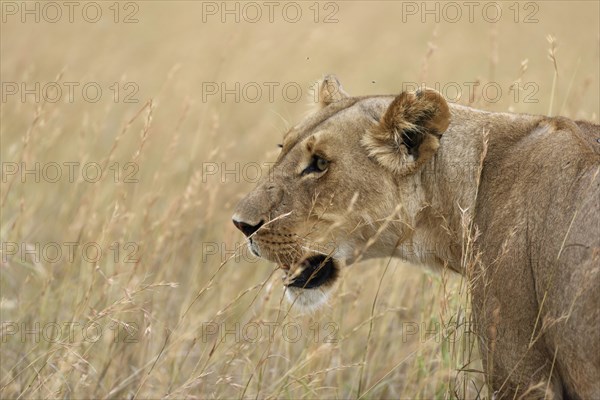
[232,218,264,237]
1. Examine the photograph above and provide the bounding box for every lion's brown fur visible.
[233,76,600,398]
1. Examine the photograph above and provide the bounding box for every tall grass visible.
[1,2,598,399]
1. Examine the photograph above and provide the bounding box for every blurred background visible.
[1,1,598,398]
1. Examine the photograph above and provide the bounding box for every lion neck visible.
[389,104,544,275]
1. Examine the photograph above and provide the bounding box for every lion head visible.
[232,76,451,309]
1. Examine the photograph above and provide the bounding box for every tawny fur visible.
[233,76,600,400]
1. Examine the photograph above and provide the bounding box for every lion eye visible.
[316,157,329,171]
[302,155,329,175]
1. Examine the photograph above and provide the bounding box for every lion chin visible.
[284,285,335,312]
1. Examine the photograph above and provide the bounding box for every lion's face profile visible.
[232,76,451,308]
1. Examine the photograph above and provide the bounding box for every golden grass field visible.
[1,1,598,398]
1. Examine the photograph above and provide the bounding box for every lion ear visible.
[362,89,450,176]
[315,75,349,108]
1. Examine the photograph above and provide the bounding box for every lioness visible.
[232,76,599,399]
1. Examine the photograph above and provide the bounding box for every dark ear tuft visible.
[362,88,450,176]
[402,128,425,157]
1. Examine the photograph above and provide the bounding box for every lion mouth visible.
[284,255,339,289]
